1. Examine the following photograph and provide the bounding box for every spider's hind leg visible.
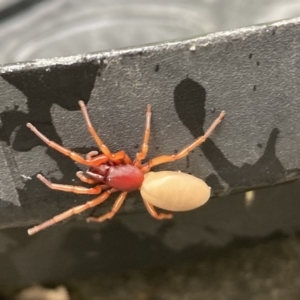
[143,201,173,220]
[87,192,128,222]
[28,189,115,235]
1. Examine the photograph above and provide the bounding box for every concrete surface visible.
[1,0,300,294]
[1,233,300,299]
[2,16,300,229]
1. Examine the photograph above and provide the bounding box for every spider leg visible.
[76,171,110,190]
[27,123,100,166]
[141,110,225,172]
[79,101,132,164]
[37,174,102,194]
[86,150,99,160]
[143,201,173,219]
[28,189,115,235]
[134,104,151,166]
[111,151,132,164]
[76,171,98,184]
[87,191,127,222]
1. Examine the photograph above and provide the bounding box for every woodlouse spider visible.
[26,101,225,235]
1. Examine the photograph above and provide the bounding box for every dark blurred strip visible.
[0,0,46,23]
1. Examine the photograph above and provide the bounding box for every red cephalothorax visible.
[86,165,144,192]
[26,101,225,235]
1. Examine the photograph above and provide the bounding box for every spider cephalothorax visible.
[27,101,225,235]
[86,164,144,191]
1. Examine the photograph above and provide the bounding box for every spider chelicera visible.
[26,101,225,235]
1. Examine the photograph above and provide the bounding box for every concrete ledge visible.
[1,17,300,228]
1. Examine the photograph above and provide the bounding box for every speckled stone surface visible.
[1,17,300,228]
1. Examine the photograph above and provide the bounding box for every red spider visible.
[27,101,225,235]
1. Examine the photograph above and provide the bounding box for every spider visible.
[26,101,225,235]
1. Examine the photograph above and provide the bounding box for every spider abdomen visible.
[106,165,144,192]
[140,171,211,211]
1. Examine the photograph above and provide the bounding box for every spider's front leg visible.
[79,101,132,164]
[134,104,152,166]
[76,171,98,184]
[26,123,108,166]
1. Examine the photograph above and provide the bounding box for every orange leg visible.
[37,174,102,194]
[87,192,128,222]
[79,100,112,157]
[79,101,132,164]
[86,150,99,160]
[76,171,98,184]
[83,151,132,166]
[76,171,110,190]
[85,150,132,165]
[112,151,132,164]
[28,189,116,235]
[141,110,225,172]
[143,201,173,219]
[134,104,152,166]
[27,123,99,166]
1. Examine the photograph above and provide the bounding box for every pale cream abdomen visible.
[140,171,211,211]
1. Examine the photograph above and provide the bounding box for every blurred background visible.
[2,0,300,64]
[1,0,300,299]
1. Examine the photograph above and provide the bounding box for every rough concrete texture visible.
[67,236,300,300]
[1,16,300,229]
[1,0,300,294]
[0,179,299,284]
[1,234,300,299]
